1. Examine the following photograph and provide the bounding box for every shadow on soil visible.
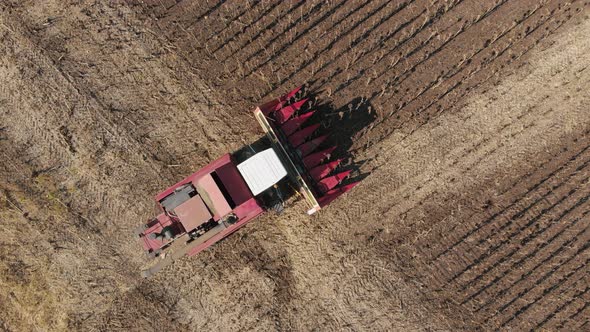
[302,86,377,186]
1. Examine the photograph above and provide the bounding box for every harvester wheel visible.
[270,201,284,215]
[135,224,149,236]
[148,249,161,259]
[225,214,238,225]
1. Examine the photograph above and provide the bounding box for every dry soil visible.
[1,0,589,331]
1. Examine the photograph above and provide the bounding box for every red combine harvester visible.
[137,87,358,277]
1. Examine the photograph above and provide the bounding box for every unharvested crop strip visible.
[447,181,590,284]
[438,2,585,110]
[253,0,372,85]
[476,222,590,317]
[424,0,576,112]
[391,1,584,160]
[211,0,281,54]
[462,210,590,306]
[533,285,590,331]
[396,5,584,172]
[380,101,552,229]
[328,8,428,87]
[432,142,590,262]
[337,0,517,145]
[467,155,590,244]
[222,1,308,62]
[367,0,578,168]
[437,0,577,93]
[199,0,226,19]
[295,0,415,83]
[333,0,466,95]
[204,0,262,43]
[380,0,550,112]
[244,0,350,78]
[556,299,590,330]
[394,121,589,253]
[498,260,590,329]
[262,0,400,96]
[375,0,514,105]
[241,1,327,65]
[487,232,590,317]
[324,0,459,90]
[394,135,590,280]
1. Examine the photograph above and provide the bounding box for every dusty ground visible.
[1,0,589,331]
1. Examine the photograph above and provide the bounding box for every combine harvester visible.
[137,87,358,277]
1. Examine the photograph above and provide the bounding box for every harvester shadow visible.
[299,91,377,188]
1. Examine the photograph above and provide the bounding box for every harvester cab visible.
[136,86,358,277]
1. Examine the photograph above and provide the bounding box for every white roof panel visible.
[237,148,287,195]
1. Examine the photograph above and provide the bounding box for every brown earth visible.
[1,0,589,331]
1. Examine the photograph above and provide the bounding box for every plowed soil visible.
[1,0,589,331]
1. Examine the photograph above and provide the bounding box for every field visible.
[1,0,589,330]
